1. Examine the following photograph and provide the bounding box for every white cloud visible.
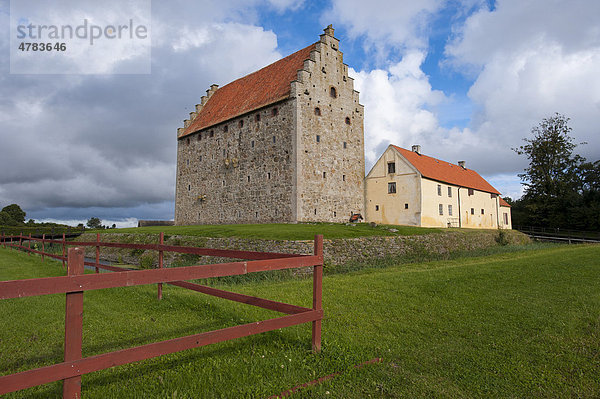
[323,0,443,57]
[446,0,600,165]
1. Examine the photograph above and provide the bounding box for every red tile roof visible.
[181,43,317,137]
[392,145,501,194]
[499,197,511,207]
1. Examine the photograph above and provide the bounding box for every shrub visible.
[495,229,510,246]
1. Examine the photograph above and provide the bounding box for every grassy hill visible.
[1,244,598,397]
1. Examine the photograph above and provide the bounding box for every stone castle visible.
[175,25,365,225]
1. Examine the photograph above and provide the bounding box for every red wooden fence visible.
[0,233,324,398]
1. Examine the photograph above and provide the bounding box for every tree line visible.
[509,113,599,231]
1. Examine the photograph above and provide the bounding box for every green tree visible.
[86,217,102,229]
[513,114,599,229]
[0,211,16,226]
[1,204,26,224]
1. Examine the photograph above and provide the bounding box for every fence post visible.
[158,232,164,300]
[41,234,45,262]
[95,233,100,273]
[312,234,323,352]
[28,233,31,255]
[62,233,66,269]
[63,247,84,398]
[19,232,22,252]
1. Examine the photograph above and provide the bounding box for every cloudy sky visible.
[1,0,599,227]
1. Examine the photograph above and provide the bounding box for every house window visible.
[471,208,474,215]
[481,209,485,215]
[405,203,409,209]
[314,107,321,116]
[343,141,347,149]
[448,205,453,216]
[388,162,396,174]
[330,87,337,98]
[272,136,276,143]
[503,213,509,225]
[345,117,351,125]
[468,188,474,196]
[224,125,228,132]
[375,205,379,211]
[448,187,452,197]
[316,135,320,143]
[323,172,326,178]
[272,107,278,116]
[388,182,396,194]
[437,185,442,196]
[255,114,261,122]
[239,120,244,128]
[439,204,444,215]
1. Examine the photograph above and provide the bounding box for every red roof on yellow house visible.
[499,197,511,207]
[181,43,316,138]
[392,145,501,195]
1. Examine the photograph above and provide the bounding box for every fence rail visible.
[0,232,324,398]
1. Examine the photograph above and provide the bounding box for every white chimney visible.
[411,145,421,154]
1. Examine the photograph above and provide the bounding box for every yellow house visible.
[365,145,512,229]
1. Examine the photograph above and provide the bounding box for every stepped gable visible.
[180,43,317,138]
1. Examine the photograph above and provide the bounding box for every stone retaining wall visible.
[78,229,529,269]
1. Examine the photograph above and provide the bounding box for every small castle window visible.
[247,176,251,182]
[188,185,191,191]
[239,120,244,128]
[405,203,409,209]
[314,107,321,116]
[375,205,379,211]
[345,117,351,125]
[316,135,320,143]
[388,162,396,174]
[255,113,261,122]
[342,174,346,181]
[267,172,271,180]
[481,208,485,215]
[198,134,202,141]
[334,211,337,217]
[468,188,474,196]
[471,208,475,215]
[210,131,214,138]
[343,142,347,149]
[272,107,278,116]
[314,209,317,215]
[256,212,258,219]
[199,156,202,162]
[272,136,276,143]
[186,138,190,145]
[388,182,396,194]
[223,125,228,132]
[186,159,189,166]
[251,140,255,148]
[330,87,337,98]
[323,172,326,178]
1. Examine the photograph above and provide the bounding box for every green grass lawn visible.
[0,244,599,398]
[91,222,444,240]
